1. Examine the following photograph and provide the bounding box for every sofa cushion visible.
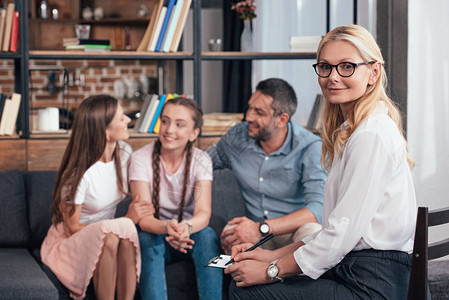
[429,260,449,300]
[24,171,57,250]
[209,169,245,237]
[0,248,58,299]
[0,170,29,247]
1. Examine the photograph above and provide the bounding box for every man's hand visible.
[125,195,155,224]
[220,217,262,253]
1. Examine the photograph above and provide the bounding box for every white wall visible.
[408,0,449,241]
[183,8,223,113]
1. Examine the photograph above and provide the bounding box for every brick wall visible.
[0,58,162,131]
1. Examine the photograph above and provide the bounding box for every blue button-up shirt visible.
[207,121,326,223]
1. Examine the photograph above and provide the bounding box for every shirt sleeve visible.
[294,130,394,279]
[207,130,232,170]
[128,147,153,184]
[298,140,326,224]
[73,176,88,205]
[193,150,213,182]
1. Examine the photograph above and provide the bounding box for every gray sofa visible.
[0,169,244,300]
[1,169,448,300]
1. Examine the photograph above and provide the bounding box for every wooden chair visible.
[407,206,449,300]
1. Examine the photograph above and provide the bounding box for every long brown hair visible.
[317,25,414,171]
[151,97,203,222]
[50,95,128,224]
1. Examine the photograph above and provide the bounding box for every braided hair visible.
[151,97,203,222]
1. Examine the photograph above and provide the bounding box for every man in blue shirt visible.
[207,78,326,253]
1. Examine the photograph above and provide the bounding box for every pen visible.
[225,233,274,266]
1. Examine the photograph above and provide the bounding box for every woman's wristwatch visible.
[184,220,193,235]
[267,259,284,282]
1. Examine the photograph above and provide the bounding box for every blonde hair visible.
[317,25,414,171]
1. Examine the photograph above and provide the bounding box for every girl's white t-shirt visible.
[73,141,132,225]
[128,142,213,221]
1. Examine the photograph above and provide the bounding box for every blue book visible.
[162,0,184,52]
[155,0,176,52]
[148,94,167,133]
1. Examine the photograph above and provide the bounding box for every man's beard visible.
[248,123,274,142]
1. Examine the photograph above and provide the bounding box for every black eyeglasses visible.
[313,61,375,78]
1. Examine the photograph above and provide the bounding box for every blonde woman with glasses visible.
[225,24,417,300]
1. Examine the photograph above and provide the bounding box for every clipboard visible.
[205,254,232,268]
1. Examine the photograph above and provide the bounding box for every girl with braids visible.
[226,25,417,300]
[129,97,222,300]
[41,95,153,300]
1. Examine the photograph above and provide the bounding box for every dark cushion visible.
[166,260,198,300]
[209,169,245,237]
[429,260,449,300]
[0,248,58,299]
[0,170,29,247]
[25,171,57,250]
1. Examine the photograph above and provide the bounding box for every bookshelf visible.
[0,0,318,171]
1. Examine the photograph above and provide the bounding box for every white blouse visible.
[294,102,417,279]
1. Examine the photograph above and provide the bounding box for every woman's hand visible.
[125,195,155,224]
[230,243,277,263]
[224,258,272,287]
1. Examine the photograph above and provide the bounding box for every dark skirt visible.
[230,249,412,300]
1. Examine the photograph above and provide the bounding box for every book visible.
[65,44,112,51]
[161,0,184,52]
[9,11,18,52]
[0,9,7,50]
[169,0,192,52]
[0,97,11,135]
[289,35,322,52]
[148,6,167,51]
[83,44,112,51]
[155,0,176,52]
[134,94,155,131]
[137,0,165,51]
[202,113,244,132]
[148,94,167,133]
[63,38,110,46]
[3,93,21,135]
[0,94,6,124]
[153,93,174,133]
[2,2,15,52]
[306,94,324,130]
[140,96,160,133]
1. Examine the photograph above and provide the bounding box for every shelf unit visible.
[0,0,317,171]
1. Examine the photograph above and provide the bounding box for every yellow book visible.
[153,93,174,133]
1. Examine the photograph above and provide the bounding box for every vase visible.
[240,19,253,52]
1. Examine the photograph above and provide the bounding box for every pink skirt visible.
[41,217,141,299]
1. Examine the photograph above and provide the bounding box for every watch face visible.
[267,265,278,278]
[260,223,269,234]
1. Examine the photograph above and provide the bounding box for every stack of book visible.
[63,38,111,52]
[0,93,22,136]
[134,93,185,133]
[0,2,19,52]
[202,113,244,132]
[289,35,322,52]
[136,0,192,52]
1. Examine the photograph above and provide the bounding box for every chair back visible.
[407,206,449,300]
